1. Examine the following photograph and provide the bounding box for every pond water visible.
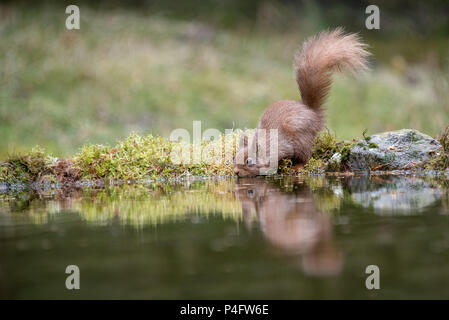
[0,175,448,299]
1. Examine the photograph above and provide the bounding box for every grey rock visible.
[348,129,441,171]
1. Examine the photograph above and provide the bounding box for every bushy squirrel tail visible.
[294,27,371,110]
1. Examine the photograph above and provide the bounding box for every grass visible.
[0,5,448,160]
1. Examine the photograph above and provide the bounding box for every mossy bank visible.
[1,126,448,187]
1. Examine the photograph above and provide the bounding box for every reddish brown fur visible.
[234,28,370,177]
[234,178,342,275]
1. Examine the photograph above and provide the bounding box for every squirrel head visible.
[234,133,270,177]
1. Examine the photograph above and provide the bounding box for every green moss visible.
[362,130,372,142]
[0,131,244,183]
[423,125,449,170]
[439,125,449,153]
[353,139,377,150]
[409,130,419,142]
[326,158,341,172]
[71,131,244,181]
[297,129,357,174]
[340,145,351,162]
[0,166,9,182]
[0,146,55,183]
[279,158,293,175]
[424,155,449,170]
[311,128,338,162]
[300,158,325,174]
[298,129,351,173]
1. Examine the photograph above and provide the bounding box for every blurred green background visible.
[0,0,448,158]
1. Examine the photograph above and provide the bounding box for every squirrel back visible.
[294,27,370,110]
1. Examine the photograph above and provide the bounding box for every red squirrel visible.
[234,28,371,177]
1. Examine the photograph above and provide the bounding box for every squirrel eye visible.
[246,158,253,166]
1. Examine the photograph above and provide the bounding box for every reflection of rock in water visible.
[235,178,342,276]
[348,176,443,214]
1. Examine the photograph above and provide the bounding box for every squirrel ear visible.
[239,133,248,148]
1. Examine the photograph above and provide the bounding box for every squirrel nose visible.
[234,168,240,176]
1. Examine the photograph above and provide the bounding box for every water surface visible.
[0,175,448,299]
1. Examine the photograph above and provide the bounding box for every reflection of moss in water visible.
[2,176,346,227]
[78,183,242,226]
[1,180,243,227]
[268,175,342,213]
[313,189,342,214]
[304,177,343,213]
[423,176,449,213]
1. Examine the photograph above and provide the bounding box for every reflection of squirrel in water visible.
[234,28,370,177]
[234,178,342,276]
